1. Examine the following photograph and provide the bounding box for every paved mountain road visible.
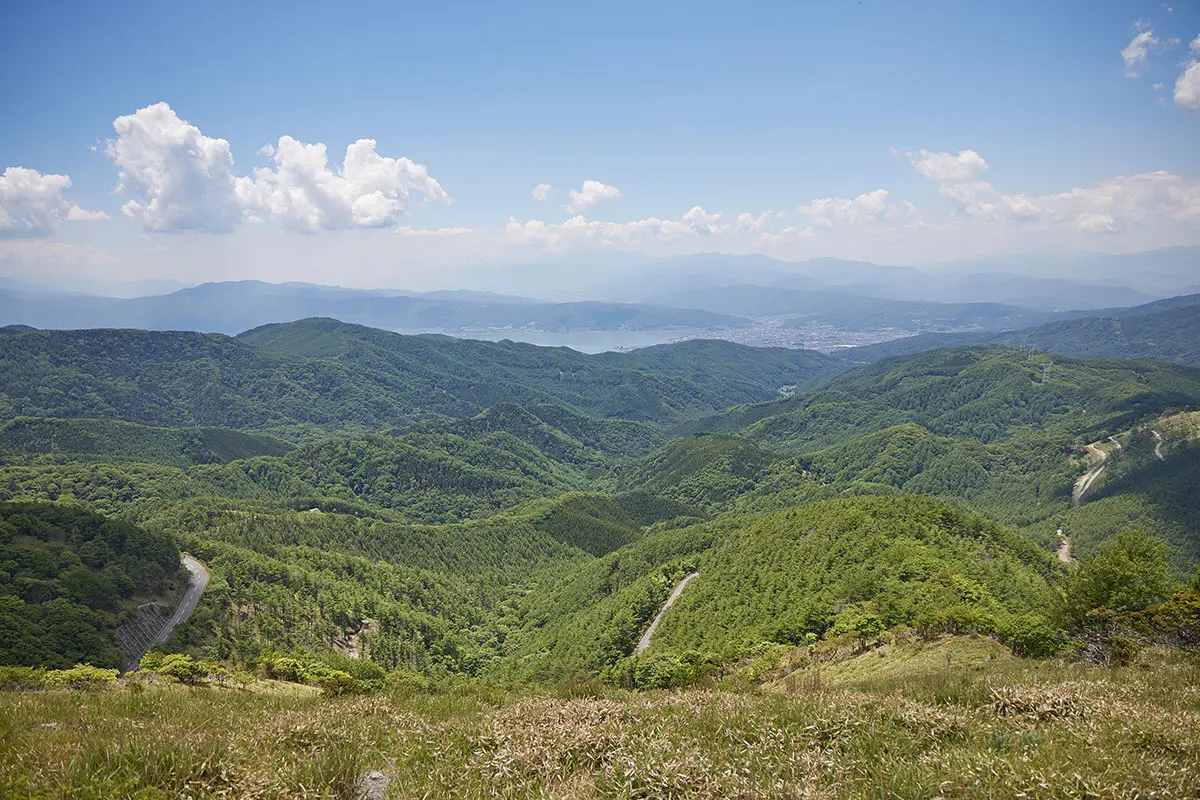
[1071,440,1119,508]
[152,555,210,646]
[636,572,699,654]
[1062,437,1124,563]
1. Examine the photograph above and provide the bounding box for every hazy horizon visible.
[3,245,1198,302]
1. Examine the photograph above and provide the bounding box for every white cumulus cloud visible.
[909,149,990,183]
[679,205,729,235]
[566,180,621,214]
[1122,26,1161,77]
[1076,213,1118,233]
[236,136,449,232]
[503,205,729,250]
[532,183,553,201]
[908,149,1005,216]
[736,210,783,234]
[798,189,898,229]
[910,148,1200,233]
[103,102,448,234]
[0,166,107,237]
[1176,35,1200,112]
[106,103,243,233]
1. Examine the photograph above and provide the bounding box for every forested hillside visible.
[0,417,292,468]
[0,503,181,668]
[793,423,1077,526]
[617,434,780,509]
[659,348,1200,549]
[1055,425,1200,568]
[0,320,845,436]
[502,496,1060,684]
[0,404,662,525]
[683,346,1200,449]
[651,496,1056,654]
[144,487,696,672]
[0,322,1197,707]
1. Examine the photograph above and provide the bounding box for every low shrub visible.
[998,614,1062,658]
[0,666,47,690]
[316,669,366,696]
[386,669,429,697]
[155,654,224,684]
[43,664,118,689]
[1123,591,1200,650]
[259,655,307,683]
[1107,636,1141,667]
[257,652,382,693]
[914,604,998,638]
[138,652,167,672]
[631,650,718,690]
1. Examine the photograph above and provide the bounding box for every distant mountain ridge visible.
[620,251,1178,311]
[0,280,748,336]
[839,294,1200,366]
[5,246,1195,342]
[646,284,1060,331]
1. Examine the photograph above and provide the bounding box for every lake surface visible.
[438,329,693,353]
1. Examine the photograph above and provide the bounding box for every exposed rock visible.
[355,769,391,800]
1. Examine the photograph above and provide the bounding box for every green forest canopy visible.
[0,323,1197,680]
[0,503,181,669]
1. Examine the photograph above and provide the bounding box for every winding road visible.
[1071,439,1119,508]
[1153,430,1165,461]
[117,555,210,673]
[1060,437,1124,563]
[1056,528,1072,564]
[152,555,210,645]
[636,572,699,653]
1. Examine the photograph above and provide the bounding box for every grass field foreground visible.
[1,639,1197,799]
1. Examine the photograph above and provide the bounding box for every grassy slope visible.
[2,646,1196,798]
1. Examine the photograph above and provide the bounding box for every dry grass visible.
[1,644,1198,798]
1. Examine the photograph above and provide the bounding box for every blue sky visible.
[1,0,1198,291]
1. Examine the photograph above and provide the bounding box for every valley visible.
[2,305,1199,797]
